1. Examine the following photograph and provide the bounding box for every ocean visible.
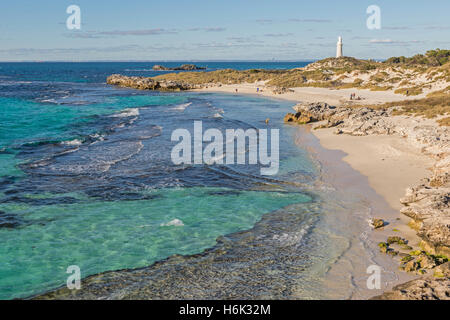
[0,61,375,299]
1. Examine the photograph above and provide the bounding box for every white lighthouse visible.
[336,36,343,58]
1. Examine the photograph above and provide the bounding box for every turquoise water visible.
[0,62,317,299]
[0,188,309,299]
[0,95,188,149]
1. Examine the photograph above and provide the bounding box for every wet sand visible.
[294,126,419,299]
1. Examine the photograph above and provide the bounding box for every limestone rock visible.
[371,277,450,300]
[371,218,385,229]
[387,236,407,245]
[106,74,197,91]
[152,64,206,71]
[434,261,450,277]
[283,112,311,124]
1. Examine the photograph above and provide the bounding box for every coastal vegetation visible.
[351,86,450,123]
[109,49,450,125]
[153,68,283,85]
[151,49,450,95]
[384,49,450,67]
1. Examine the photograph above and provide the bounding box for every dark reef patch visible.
[0,210,22,229]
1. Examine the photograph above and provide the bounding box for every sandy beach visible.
[312,128,434,211]
[195,82,426,106]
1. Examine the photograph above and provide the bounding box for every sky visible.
[0,0,449,61]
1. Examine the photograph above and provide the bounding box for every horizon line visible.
[0,58,389,63]
[0,59,318,63]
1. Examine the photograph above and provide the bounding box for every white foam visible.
[41,98,58,104]
[89,133,105,145]
[272,229,307,247]
[124,69,153,72]
[172,102,192,111]
[61,139,83,146]
[160,218,184,227]
[111,108,140,118]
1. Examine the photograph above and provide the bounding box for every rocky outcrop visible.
[371,277,449,300]
[291,102,450,256]
[284,102,338,124]
[288,101,450,299]
[291,102,395,135]
[272,87,294,95]
[284,112,313,124]
[152,64,206,71]
[106,74,200,91]
[400,174,450,256]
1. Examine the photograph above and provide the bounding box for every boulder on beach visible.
[371,218,385,229]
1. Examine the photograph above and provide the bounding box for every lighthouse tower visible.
[336,36,343,58]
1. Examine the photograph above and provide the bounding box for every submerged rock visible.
[0,210,21,229]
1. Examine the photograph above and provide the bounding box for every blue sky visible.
[1,0,449,61]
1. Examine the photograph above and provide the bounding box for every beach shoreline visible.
[192,82,426,106]
[102,67,449,299]
[28,83,446,299]
[291,126,419,299]
[194,84,448,298]
[32,116,415,300]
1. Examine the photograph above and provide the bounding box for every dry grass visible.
[351,89,450,124]
[152,56,450,96]
[153,68,283,85]
[394,87,423,96]
[437,117,450,126]
[150,60,450,125]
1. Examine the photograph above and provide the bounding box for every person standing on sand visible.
[235,88,238,93]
